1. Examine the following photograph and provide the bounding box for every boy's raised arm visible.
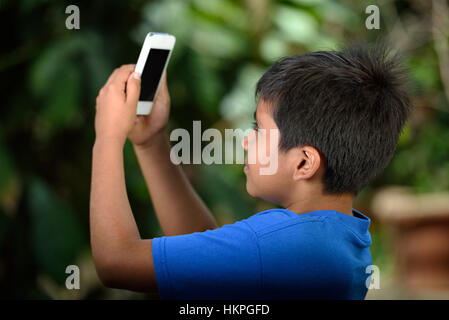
[90,65,157,292]
[128,72,218,236]
[91,139,157,292]
[133,132,218,236]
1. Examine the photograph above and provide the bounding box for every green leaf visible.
[29,36,89,138]
[29,34,88,95]
[192,0,249,32]
[42,63,81,130]
[409,57,439,91]
[188,54,224,115]
[191,17,250,59]
[219,64,265,129]
[273,5,319,45]
[27,177,86,285]
[259,32,290,63]
[315,0,358,25]
[140,0,193,44]
[397,123,412,146]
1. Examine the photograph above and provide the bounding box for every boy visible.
[90,44,411,299]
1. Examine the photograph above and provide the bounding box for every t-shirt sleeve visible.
[152,220,262,300]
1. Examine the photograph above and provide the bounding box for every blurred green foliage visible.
[0,0,448,299]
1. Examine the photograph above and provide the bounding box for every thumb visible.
[154,71,169,105]
[126,71,141,107]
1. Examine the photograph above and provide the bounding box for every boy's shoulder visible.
[241,208,328,237]
[241,208,371,245]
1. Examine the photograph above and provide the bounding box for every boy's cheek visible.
[245,170,264,199]
[245,173,281,203]
[245,155,290,202]
[245,164,275,195]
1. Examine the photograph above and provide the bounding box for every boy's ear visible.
[292,146,321,181]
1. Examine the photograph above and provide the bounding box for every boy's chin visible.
[245,180,257,198]
[245,180,283,206]
[245,181,267,202]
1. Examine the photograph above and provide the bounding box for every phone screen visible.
[139,48,170,102]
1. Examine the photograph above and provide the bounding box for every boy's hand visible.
[127,71,171,149]
[94,64,141,146]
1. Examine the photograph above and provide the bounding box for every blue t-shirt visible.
[152,208,372,300]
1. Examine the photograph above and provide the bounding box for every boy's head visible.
[242,43,411,206]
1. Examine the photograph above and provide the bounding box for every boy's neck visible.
[285,192,354,216]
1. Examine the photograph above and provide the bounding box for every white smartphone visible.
[134,32,176,115]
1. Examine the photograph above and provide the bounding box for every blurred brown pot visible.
[372,186,449,291]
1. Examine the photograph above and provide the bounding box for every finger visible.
[154,71,168,103]
[160,71,167,91]
[126,71,141,107]
[103,65,135,102]
[105,64,135,87]
[104,68,119,87]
